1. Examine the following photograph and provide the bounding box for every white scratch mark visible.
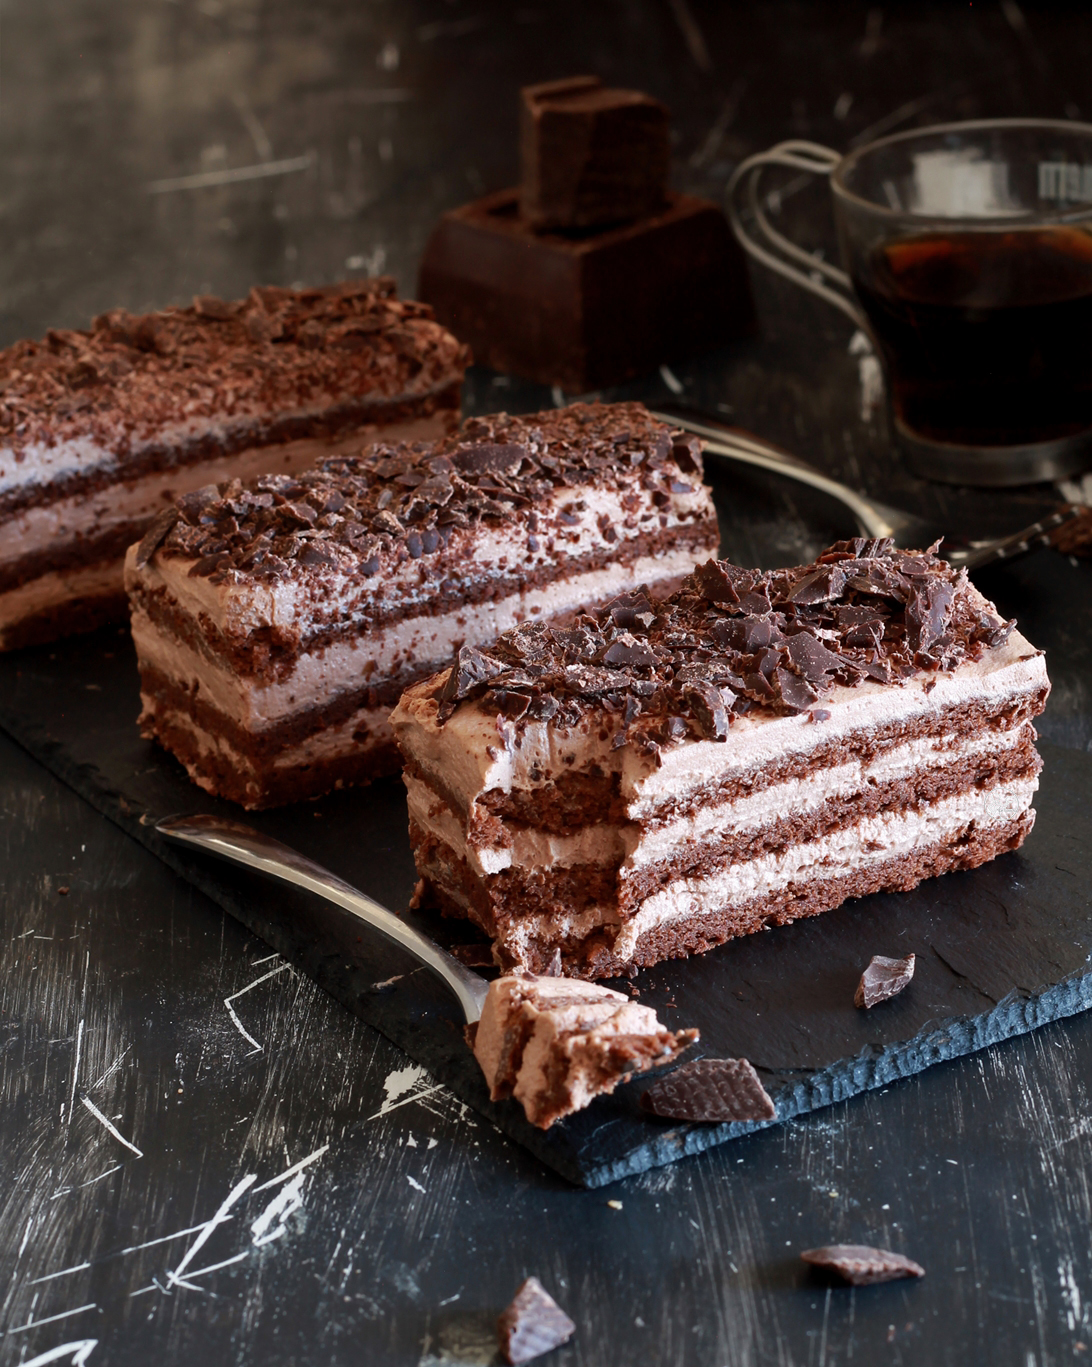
[438,1292,460,1305]
[252,1143,329,1193]
[78,1096,143,1158]
[166,1175,256,1288]
[223,962,293,1054]
[659,365,684,394]
[19,1342,98,1367]
[19,1216,34,1256]
[87,1047,130,1092]
[4,1305,98,1336]
[68,1019,84,1123]
[250,1172,307,1245]
[176,1251,250,1281]
[407,1176,426,1193]
[147,153,314,195]
[365,1083,447,1123]
[29,1262,92,1285]
[232,92,273,163]
[250,952,281,966]
[50,1164,124,1200]
[119,1220,234,1257]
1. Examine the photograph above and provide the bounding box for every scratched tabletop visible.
[5,3,1092,1365]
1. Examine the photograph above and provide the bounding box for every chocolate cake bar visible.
[125,402,719,809]
[0,278,467,650]
[392,539,1050,979]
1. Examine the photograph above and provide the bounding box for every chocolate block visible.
[419,189,755,392]
[520,75,669,231]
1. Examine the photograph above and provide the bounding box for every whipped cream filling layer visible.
[135,480,714,644]
[408,724,1030,879]
[2,417,450,572]
[392,602,1048,818]
[150,698,393,767]
[467,777,1038,964]
[0,381,458,499]
[131,546,704,733]
[612,777,1037,959]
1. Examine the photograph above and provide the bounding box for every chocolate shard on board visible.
[497,1276,576,1366]
[855,953,916,1009]
[800,1244,925,1286]
[640,1057,776,1124]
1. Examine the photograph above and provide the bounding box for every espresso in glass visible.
[854,225,1092,448]
[729,118,1092,482]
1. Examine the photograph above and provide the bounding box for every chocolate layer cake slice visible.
[392,538,1050,978]
[125,402,719,808]
[0,278,467,649]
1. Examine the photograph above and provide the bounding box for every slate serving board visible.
[1,619,1090,1187]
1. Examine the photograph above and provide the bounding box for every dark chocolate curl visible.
[905,578,955,653]
[440,645,507,705]
[776,667,819,712]
[133,507,179,567]
[497,1277,576,1366]
[686,682,730,741]
[641,1057,776,1123]
[801,1244,925,1286]
[855,953,915,1008]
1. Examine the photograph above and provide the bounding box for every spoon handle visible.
[156,813,490,1024]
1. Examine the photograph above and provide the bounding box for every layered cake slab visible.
[0,278,467,649]
[125,402,719,808]
[392,538,1050,978]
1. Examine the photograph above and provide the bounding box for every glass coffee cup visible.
[728,119,1092,486]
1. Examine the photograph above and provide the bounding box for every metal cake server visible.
[156,813,489,1024]
[651,405,1084,572]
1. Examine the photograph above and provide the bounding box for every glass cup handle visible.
[727,141,869,332]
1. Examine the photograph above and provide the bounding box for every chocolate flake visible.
[428,539,1016,739]
[800,1244,925,1286]
[855,953,915,1009]
[133,507,179,568]
[640,1057,776,1123]
[497,1277,576,1366]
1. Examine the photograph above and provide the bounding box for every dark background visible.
[3,2,1092,1364]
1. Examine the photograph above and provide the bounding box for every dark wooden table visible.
[4,3,1092,1363]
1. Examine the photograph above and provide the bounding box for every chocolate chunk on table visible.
[641,1057,776,1123]
[856,953,916,1009]
[497,1277,576,1365]
[520,75,669,231]
[801,1244,925,1285]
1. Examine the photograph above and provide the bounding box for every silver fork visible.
[653,407,1084,571]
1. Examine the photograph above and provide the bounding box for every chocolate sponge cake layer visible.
[126,402,720,808]
[392,538,1050,979]
[0,277,467,649]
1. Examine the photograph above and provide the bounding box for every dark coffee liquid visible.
[854,226,1092,447]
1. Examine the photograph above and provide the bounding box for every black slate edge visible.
[2,694,1091,1188]
[598,975,1092,1187]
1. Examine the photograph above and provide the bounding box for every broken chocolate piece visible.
[640,1057,776,1123]
[133,507,180,569]
[855,953,916,1009]
[520,76,669,232]
[497,1276,576,1365]
[800,1244,925,1286]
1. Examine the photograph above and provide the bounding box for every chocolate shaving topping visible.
[430,537,1016,743]
[0,278,470,465]
[640,1057,776,1123]
[139,401,702,588]
[800,1244,925,1286]
[497,1277,576,1366]
[133,507,179,568]
[855,953,916,1009]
